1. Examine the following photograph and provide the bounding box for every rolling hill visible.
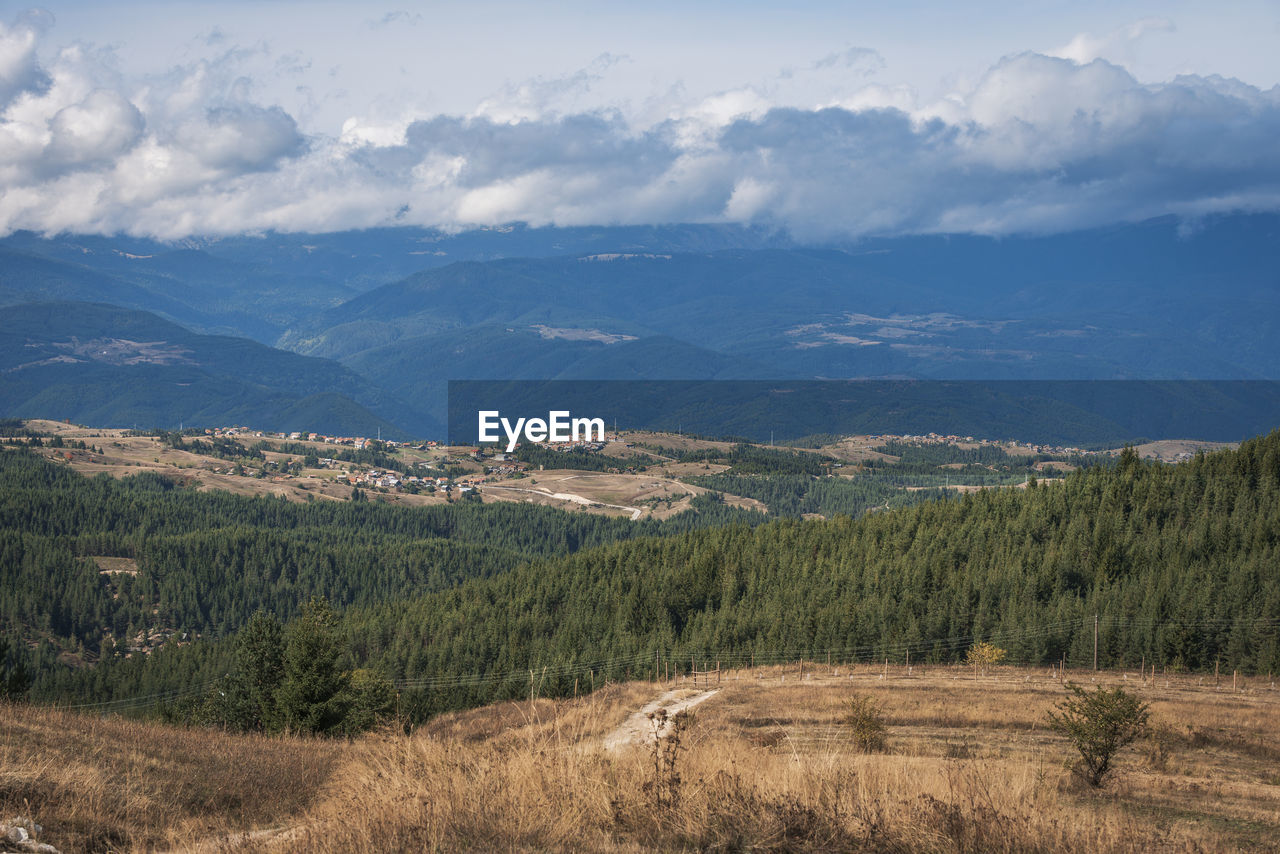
[0,302,433,436]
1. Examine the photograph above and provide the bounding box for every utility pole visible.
[1093,613,1099,671]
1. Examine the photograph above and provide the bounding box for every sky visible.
[1,0,1279,240]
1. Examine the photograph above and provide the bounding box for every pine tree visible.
[235,611,285,731]
[0,635,31,701]
[275,599,349,735]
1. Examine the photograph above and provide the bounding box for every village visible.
[15,418,1232,525]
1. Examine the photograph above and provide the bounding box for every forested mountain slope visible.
[19,430,1279,718]
[0,447,760,693]
[328,432,1279,714]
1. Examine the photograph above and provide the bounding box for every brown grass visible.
[271,667,1280,853]
[5,667,1279,852]
[0,703,345,853]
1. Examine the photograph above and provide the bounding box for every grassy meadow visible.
[3,664,1278,852]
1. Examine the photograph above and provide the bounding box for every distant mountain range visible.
[1,215,1277,438]
[0,302,423,437]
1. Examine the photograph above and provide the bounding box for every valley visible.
[3,6,1279,850]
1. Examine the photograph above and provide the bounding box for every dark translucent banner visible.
[447,380,1280,447]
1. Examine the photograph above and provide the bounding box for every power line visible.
[45,615,1280,713]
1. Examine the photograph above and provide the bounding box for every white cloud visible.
[470,53,629,124]
[0,9,51,106]
[1,11,1279,241]
[47,89,144,167]
[812,46,884,76]
[175,105,303,173]
[1051,17,1175,66]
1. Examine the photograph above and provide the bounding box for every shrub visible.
[1047,683,1149,786]
[643,708,687,809]
[845,694,887,752]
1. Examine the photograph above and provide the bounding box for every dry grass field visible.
[0,703,344,853]
[4,665,1277,852]
[1134,440,1238,462]
[482,469,767,520]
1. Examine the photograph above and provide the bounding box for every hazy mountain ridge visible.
[1,215,1277,435]
[0,302,430,436]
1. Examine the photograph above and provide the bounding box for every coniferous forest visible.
[2,430,1279,728]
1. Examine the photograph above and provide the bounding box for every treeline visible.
[159,431,264,461]
[873,440,1015,466]
[0,418,47,439]
[263,440,400,471]
[39,433,1280,720]
[686,472,944,517]
[672,443,838,475]
[865,441,1100,483]
[513,444,648,473]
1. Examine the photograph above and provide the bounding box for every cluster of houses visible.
[101,626,194,658]
[339,468,485,495]
[469,440,608,461]
[208,425,423,450]
[345,469,405,489]
[485,461,529,476]
[868,432,1111,458]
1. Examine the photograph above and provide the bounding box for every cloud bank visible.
[2,12,1279,240]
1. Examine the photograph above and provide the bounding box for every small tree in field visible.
[966,641,1006,675]
[845,694,887,752]
[1047,683,1149,786]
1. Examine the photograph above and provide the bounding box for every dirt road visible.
[602,688,720,750]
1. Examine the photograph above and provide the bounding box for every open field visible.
[3,665,1277,852]
[482,468,767,519]
[816,435,901,463]
[1134,439,1239,462]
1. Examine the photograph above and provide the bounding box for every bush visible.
[845,694,887,752]
[1047,683,1149,786]
[965,642,1006,675]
